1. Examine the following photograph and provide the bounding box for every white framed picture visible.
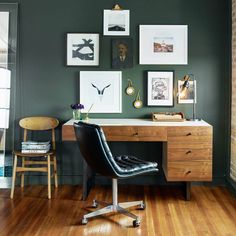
[80,71,122,113]
[103,10,130,36]
[139,25,188,65]
[178,80,197,104]
[67,33,99,66]
[147,71,174,106]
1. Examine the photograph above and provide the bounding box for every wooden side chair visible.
[10,117,59,199]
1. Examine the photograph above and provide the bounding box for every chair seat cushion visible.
[13,150,55,157]
[113,155,158,178]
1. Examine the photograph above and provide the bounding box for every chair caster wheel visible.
[92,200,98,208]
[133,219,140,227]
[82,218,88,225]
[140,202,146,210]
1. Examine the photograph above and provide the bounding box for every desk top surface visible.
[63,118,211,127]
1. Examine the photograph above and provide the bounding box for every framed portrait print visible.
[139,25,188,65]
[147,71,174,106]
[67,33,99,66]
[80,71,122,113]
[103,10,130,36]
[178,80,197,104]
[112,38,133,69]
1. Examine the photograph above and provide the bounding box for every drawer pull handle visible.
[186,150,192,154]
[186,133,192,136]
[133,133,138,136]
[186,171,192,175]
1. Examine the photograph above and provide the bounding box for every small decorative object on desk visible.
[152,112,185,122]
[84,103,94,122]
[71,103,84,120]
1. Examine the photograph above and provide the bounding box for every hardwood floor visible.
[0,185,236,236]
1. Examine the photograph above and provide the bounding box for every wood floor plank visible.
[0,185,236,236]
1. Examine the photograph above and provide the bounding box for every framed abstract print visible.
[67,33,99,66]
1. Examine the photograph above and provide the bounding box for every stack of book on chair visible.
[21,141,50,153]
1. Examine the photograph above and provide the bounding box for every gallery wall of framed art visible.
[65,5,191,112]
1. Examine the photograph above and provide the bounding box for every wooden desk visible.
[62,119,213,200]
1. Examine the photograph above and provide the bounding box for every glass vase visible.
[73,109,81,120]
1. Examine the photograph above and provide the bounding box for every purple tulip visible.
[70,103,84,110]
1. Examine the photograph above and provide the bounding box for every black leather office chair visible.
[74,121,158,227]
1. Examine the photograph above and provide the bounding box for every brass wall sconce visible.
[133,90,142,109]
[125,79,135,95]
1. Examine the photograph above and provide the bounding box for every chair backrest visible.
[74,121,119,178]
[19,117,59,150]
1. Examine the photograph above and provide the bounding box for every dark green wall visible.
[1,0,231,184]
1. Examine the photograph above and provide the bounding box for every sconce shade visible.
[179,75,190,99]
[179,73,199,121]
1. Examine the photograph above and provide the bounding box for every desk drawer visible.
[165,161,212,181]
[102,126,167,141]
[62,125,76,141]
[168,141,212,149]
[167,127,212,143]
[168,148,212,161]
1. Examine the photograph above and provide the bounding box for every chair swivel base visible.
[82,199,145,227]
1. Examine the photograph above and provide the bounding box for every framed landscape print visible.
[147,71,174,106]
[139,25,188,65]
[103,10,130,36]
[178,80,197,104]
[80,71,122,113]
[67,33,99,66]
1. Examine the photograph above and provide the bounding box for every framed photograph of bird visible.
[79,71,122,113]
[67,33,99,66]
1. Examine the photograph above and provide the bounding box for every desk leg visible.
[82,160,95,200]
[184,182,191,201]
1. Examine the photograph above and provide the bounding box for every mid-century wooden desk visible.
[62,118,213,200]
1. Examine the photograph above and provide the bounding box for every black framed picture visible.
[112,38,133,69]
[147,71,174,106]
